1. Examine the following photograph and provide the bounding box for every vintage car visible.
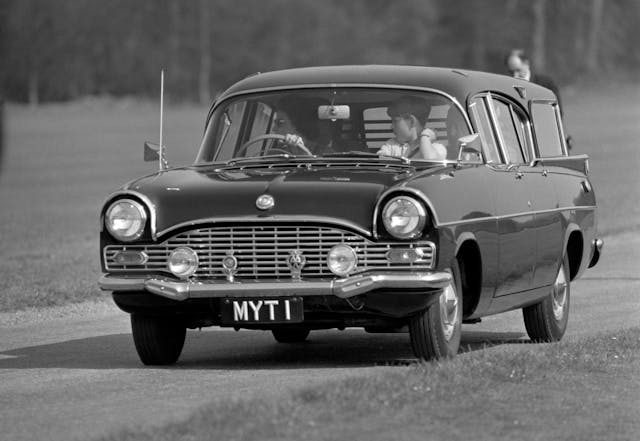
[99,65,602,365]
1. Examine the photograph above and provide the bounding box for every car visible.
[99,65,603,365]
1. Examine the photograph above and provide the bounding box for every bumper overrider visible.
[99,271,453,302]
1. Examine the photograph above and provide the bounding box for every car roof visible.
[214,65,557,111]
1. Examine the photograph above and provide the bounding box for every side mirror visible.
[456,133,483,163]
[144,141,169,169]
[144,141,160,161]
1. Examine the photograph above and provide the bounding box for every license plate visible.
[221,297,304,324]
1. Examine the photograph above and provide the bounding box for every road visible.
[1,232,638,441]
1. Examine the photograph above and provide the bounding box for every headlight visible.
[105,199,147,241]
[327,244,358,276]
[168,247,199,278]
[381,196,427,239]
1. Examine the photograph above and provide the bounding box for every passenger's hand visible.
[420,128,436,141]
[284,134,305,148]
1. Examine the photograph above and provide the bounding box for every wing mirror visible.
[144,141,169,170]
[456,133,484,163]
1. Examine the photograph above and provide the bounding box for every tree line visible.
[1,0,638,104]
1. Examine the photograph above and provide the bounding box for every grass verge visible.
[102,327,640,441]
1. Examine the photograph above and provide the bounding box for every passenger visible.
[377,96,446,160]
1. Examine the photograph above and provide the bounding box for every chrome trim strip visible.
[102,190,158,240]
[156,215,372,239]
[99,271,452,301]
[438,205,597,227]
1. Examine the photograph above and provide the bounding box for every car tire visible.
[271,328,310,343]
[409,259,462,361]
[523,254,570,342]
[130,315,186,365]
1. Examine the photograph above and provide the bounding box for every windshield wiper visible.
[322,151,410,164]
[225,154,316,166]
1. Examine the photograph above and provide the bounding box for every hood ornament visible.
[256,194,275,210]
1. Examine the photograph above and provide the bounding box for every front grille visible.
[104,225,434,279]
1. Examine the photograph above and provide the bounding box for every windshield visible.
[196,88,470,163]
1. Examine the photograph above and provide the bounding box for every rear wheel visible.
[409,260,462,361]
[523,255,570,342]
[271,328,310,343]
[131,315,186,365]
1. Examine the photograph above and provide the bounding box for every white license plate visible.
[221,297,304,324]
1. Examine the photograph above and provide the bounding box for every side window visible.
[512,108,533,163]
[491,99,525,164]
[531,103,564,157]
[212,100,246,160]
[245,102,275,156]
[469,97,501,163]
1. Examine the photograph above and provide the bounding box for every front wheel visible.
[409,260,462,361]
[523,255,570,342]
[131,315,186,365]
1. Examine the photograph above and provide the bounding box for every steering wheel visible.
[236,134,313,157]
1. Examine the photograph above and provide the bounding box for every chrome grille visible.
[104,225,435,279]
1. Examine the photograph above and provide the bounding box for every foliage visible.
[1,0,639,103]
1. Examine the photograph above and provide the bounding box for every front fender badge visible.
[256,194,275,210]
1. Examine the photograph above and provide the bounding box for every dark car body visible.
[99,66,602,364]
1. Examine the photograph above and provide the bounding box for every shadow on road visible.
[0,328,527,370]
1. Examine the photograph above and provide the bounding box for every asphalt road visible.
[1,232,638,441]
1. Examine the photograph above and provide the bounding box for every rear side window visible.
[531,103,564,157]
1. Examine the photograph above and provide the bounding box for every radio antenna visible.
[158,69,165,171]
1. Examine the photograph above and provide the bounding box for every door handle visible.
[515,171,524,179]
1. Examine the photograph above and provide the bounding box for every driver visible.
[272,96,332,154]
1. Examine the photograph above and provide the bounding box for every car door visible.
[517,101,565,287]
[470,95,536,296]
[529,102,589,283]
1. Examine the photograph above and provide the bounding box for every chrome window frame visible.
[468,95,502,164]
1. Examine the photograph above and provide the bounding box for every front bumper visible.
[99,271,452,301]
[588,238,604,268]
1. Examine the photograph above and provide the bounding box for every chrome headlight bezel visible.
[104,198,148,242]
[327,244,358,277]
[167,247,199,279]
[381,195,428,239]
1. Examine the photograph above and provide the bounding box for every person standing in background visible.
[505,49,572,149]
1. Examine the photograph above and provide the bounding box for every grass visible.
[100,327,640,441]
[0,84,639,311]
[0,99,206,310]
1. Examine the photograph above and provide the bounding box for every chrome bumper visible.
[98,271,452,301]
[588,238,604,268]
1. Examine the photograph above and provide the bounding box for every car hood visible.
[117,163,445,239]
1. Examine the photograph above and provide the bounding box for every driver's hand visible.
[284,134,305,148]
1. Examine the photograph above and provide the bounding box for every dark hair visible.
[386,96,431,126]
[504,48,529,65]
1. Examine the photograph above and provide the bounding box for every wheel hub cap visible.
[440,281,459,341]
[552,265,568,320]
